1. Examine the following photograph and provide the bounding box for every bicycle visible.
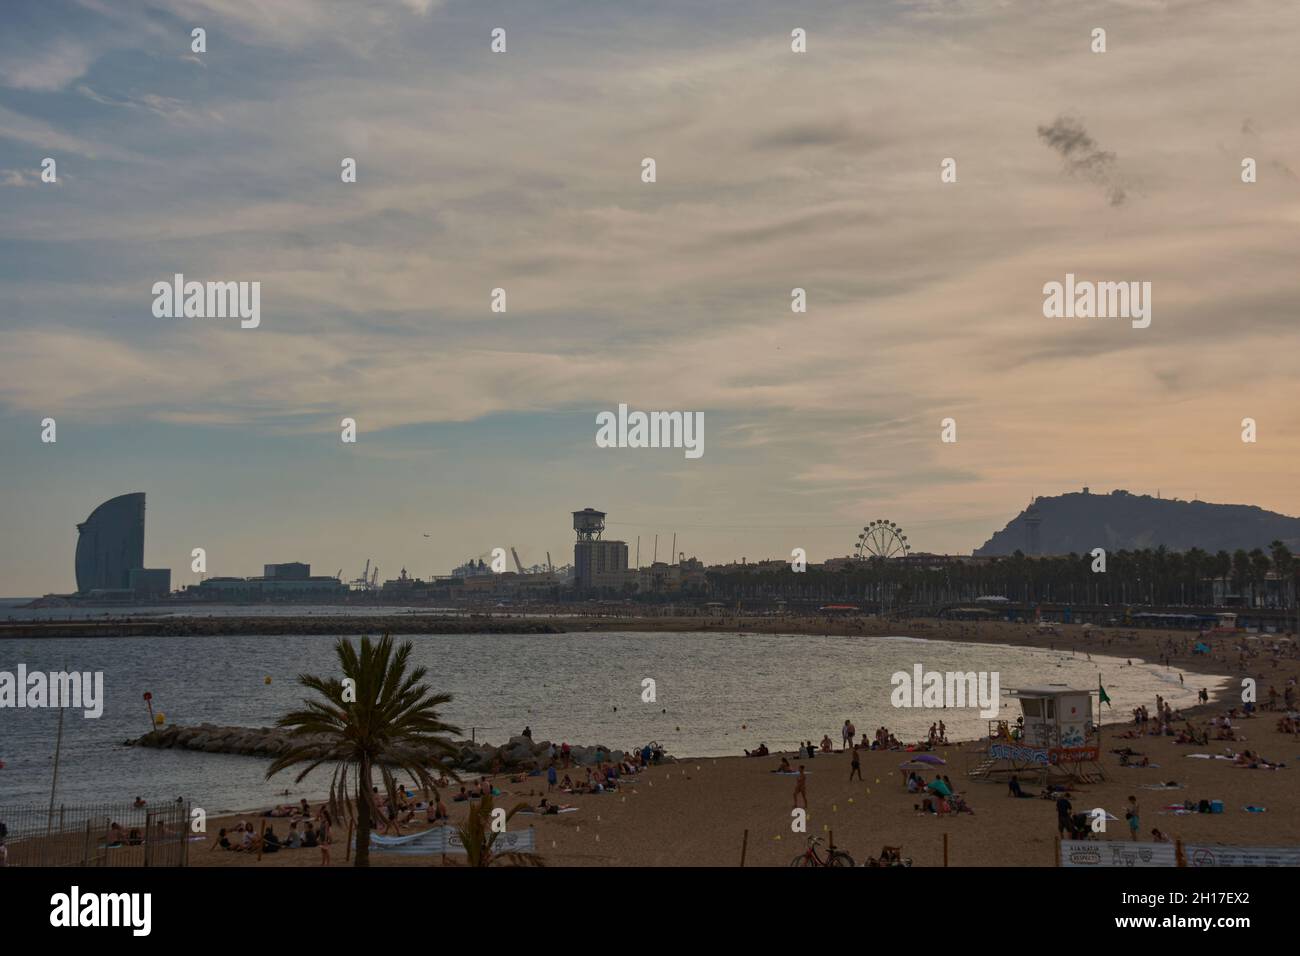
[789,835,855,867]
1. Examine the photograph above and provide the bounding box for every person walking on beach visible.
[1126,796,1140,842]
[1055,794,1073,837]
[849,748,862,782]
[318,808,333,866]
[793,765,808,809]
[547,761,558,792]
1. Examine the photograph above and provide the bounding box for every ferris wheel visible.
[855,520,910,559]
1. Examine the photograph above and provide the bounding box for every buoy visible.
[154,713,165,725]
[264,676,272,685]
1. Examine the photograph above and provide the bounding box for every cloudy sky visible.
[2,0,1298,595]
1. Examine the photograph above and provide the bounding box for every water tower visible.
[573,508,606,541]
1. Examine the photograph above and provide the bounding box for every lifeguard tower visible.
[968,686,1106,785]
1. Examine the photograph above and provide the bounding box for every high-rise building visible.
[572,508,629,590]
[75,492,146,593]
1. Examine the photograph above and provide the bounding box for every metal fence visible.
[0,802,192,867]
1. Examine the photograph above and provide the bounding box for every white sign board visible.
[371,826,536,855]
[1185,845,1300,867]
[1060,840,1177,867]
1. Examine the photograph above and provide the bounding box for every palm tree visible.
[1270,541,1294,610]
[453,790,544,867]
[266,633,462,866]
[1250,549,1271,608]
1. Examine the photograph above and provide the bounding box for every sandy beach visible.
[184,619,1299,867]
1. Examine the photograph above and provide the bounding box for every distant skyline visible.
[3,0,1299,595]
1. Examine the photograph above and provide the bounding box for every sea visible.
[0,602,1227,814]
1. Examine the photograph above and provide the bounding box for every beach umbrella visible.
[911,754,946,766]
[926,779,952,796]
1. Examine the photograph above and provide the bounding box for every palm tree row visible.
[702,541,1297,610]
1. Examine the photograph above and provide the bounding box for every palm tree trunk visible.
[354,759,373,867]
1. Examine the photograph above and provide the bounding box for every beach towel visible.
[1243,806,1267,813]
[1140,783,1184,791]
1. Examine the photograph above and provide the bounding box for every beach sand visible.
[188,620,1300,867]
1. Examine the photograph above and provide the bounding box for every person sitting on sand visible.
[261,826,281,854]
[560,774,574,791]
[775,757,793,774]
[211,827,233,851]
[1151,827,1170,843]
[745,742,770,757]
[284,822,302,848]
[303,822,318,848]
[427,793,449,824]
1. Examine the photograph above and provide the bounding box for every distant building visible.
[129,568,171,599]
[75,492,146,593]
[572,508,630,590]
[193,571,346,600]
[575,539,630,590]
[264,562,310,580]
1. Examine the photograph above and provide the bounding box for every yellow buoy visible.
[154,713,165,725]
[264,676,272,685]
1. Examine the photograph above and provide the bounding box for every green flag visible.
[1099,678,1111,707]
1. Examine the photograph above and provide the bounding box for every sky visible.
[1,0,1298,596]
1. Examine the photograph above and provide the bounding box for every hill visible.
[974,489,1300,556]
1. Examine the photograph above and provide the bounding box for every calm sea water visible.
[0,630,1225,814]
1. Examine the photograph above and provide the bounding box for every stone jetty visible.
[125,723,626,772]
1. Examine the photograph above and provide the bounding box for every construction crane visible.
[370,566,379,588]
[546,552,553,572]
[510,547,525,574]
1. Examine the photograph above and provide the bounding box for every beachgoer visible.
[319,809,333,866]
[849,748,862,782]
[793,765,808,809]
